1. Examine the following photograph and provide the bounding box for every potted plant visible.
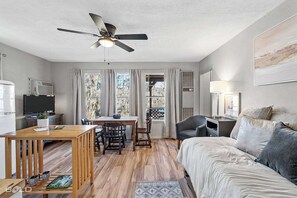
[37,112,49,128]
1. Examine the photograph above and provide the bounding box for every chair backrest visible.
[191,115,206,127]
[81,118,91,125]
[102,123,125,137]
[145,117,152,133]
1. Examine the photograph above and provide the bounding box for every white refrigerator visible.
[0,80,16,179]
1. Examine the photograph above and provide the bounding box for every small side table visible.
[206,117,236,137]
[0,125,96,197]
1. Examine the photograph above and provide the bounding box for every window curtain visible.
[72,69,82,124]
[101,69,116,116]
[129,69,144,127]
[164,68,181,138]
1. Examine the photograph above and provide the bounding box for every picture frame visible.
[224,93,241,118]
[254,14,297,86]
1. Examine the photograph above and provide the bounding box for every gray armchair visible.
[176,115,207,149]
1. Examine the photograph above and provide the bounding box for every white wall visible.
[51,62,199,138]
[0,43,52,129]
[199,0,297,115]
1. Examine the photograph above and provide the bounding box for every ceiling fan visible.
[57,13,148,52]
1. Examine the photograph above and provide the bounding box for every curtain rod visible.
[80,68,166,70]
[79,68,180,71]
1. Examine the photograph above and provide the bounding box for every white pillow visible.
[235,116,276,157]
[230,106,273,139]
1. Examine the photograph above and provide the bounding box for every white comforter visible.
[176,137,297,198]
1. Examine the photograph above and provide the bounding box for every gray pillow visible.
[230,106,273,139]
[255,122,297,185]
[235,116,276,157]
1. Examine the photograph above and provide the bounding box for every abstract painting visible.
[254,14,297,85]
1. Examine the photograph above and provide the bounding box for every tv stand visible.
[25,114,64,127]
[23,114,64,149]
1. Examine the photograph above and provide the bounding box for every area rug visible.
[135,180,183,198]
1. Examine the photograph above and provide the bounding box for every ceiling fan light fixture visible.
[99,37,114,47]
[57,13,147,52]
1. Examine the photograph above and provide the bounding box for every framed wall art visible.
[254,14,297,86]
[224,93,241,118]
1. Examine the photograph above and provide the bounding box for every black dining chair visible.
[136,117,152,148]
[81,118,104,151]
[102,123,126,155]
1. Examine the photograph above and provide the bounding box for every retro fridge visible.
[0,80,16,178]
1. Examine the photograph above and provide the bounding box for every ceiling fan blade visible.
[114,40,134,52]
[114,34,148,40]
[57,28,99,37]
[89,13,109,36]
[90,41,101,49]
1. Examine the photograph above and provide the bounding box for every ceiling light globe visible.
[99,38,114,48]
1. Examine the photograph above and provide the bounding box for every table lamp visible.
[210,81,227,117]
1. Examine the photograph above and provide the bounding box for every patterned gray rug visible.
[135,180,183,198]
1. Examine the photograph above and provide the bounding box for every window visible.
[115,73,130,116]
[145,74,165,120]
[84,72,101,119]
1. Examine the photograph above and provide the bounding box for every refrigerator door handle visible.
[0,112,15,116]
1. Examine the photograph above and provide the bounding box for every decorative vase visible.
[37,118,49,128]
[95,110,101,118]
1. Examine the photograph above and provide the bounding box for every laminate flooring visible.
[25,139,196,198]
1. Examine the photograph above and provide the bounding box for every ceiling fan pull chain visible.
[104,47,106,62]
[108,48,110,64]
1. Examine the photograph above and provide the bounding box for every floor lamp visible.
[210,81,227,117]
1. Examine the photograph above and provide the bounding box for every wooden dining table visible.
[90,116,138,151]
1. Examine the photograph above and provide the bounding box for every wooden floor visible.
[26,139,195,198]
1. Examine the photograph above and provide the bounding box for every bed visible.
[176,136,297,198]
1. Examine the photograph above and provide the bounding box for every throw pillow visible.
[270,110,297,131]
[235,116,276,157]
[230,106,273,139]
[255,122,297,185]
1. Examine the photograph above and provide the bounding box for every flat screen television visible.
[23,95,55,115]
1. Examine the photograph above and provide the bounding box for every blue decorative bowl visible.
[113,114,121,119]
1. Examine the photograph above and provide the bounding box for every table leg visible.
[132,122,137,151]
[90,129,94,184]
[38,140,44,173]
[72,138,78,198]
[5,138,12,178]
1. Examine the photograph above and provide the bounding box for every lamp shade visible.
[210,81,227,93]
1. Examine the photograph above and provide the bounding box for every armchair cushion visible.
[179,130,197,140]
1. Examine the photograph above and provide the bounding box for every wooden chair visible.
[81,118,104,151]
[136,117,152,148]
[102,123,126,155]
